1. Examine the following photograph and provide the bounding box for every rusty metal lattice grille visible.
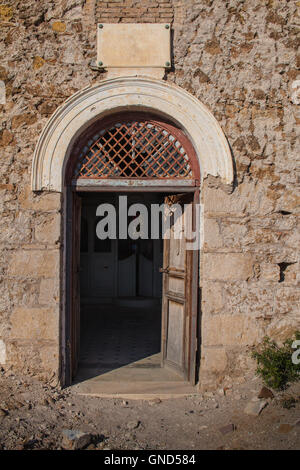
[74,121,193,179]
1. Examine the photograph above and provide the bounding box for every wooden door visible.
[71,192,81,379]
[161,193,199,384]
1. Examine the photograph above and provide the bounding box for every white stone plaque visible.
[97,23,171,68]
[0,340,6,364]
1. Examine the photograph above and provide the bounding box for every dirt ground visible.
[0,367,299,450]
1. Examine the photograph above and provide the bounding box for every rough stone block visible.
[39,344,59,372]
[39,278,59,305]
[267,317,300,342]
[203,218,223,249]
[9,307,58,341]
[35,214,61,244]
[201,281,224,313]
[202,181,276,217]
[5,340,58,379]
[244,399,268,416]
[201,347,228,372]
[221,222,248,248]
[203,253,254,281]
[0,212,31,244]
[260,263,280,282]
[223,283,275,317]
[284,263,298,284]
[62,430,92,450]
[8,250,59,278]
[19,187,61,211]
[202,185,237,216]
[258,387,274,399]
[203,314,261,347]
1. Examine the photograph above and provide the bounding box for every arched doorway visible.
[65,111,201,387]
[31,76,234,389]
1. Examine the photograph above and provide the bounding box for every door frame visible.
[62,184,200,386]
[60,180,201,386]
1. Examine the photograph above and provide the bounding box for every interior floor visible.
[73,305,193,396]
[77,304,161,379]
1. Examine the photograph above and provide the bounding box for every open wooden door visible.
[161,192,199,384]
[71,192,82,379]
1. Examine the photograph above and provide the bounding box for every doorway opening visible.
[64,111,201,393]
[76,192,164,384]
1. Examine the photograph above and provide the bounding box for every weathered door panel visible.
[161,193,199,383]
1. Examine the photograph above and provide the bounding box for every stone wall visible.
[0,0,95,381]
[172,0,300,389]
[0,0,299,388]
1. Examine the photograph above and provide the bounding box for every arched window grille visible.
[72,119,196,180]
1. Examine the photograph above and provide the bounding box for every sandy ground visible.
[0,368,299,450]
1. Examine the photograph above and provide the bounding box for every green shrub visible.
[251,332,300,391]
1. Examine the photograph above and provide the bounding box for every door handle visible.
[160,267,169,274]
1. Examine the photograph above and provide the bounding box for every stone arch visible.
[31,76,234,192]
